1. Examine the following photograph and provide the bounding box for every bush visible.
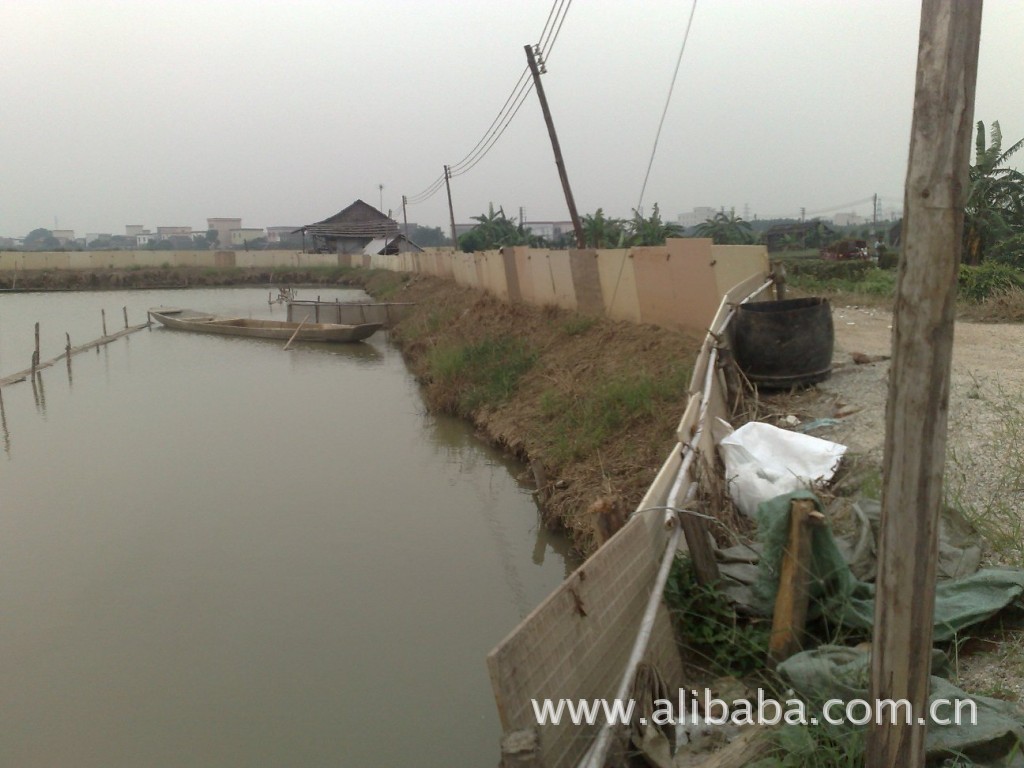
[958,262,1024,302]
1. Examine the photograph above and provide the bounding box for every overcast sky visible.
[2,0,1021,238]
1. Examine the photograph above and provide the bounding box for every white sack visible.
[714,418,847,517]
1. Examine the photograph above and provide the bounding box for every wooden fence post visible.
[867,2,982,765]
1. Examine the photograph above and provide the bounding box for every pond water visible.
[0,287,575,766]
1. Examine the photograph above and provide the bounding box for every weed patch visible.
[537,365,690,462]
[425,337,537,417]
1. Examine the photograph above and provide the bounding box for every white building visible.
[677,207,717,229]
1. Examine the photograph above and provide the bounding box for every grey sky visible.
[2,0,1020,238]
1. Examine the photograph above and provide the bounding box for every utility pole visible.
[444,165,458,250]
[402,195,409,250]
[866,2,982,766]
[873,193,879,228]
[800,206,806,221]
[524,44,585,249]
[378,183,384,212]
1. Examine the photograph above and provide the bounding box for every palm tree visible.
[963,121,1024,264]
[694,211,754,245]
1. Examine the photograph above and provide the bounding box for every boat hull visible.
[148,308,381,343]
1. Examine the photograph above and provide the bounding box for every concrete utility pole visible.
[866,2,982,766]
[444,165,458,249]
[524,44,585,249]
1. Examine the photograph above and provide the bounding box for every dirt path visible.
[776,305,1024,479]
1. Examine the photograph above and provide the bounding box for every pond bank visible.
[357,270,704,555]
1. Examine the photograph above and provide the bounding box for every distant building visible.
[677,207,718,229]
[52,229,76,245]
[524,220,574,241]
[832,212,867,227]
[266,226,301,244]
[157,226,193,240]
[299,200,399,254]
[137,233,155,247]
[207,217,242,248]
[230,228,265,247]
[125,224,145,238]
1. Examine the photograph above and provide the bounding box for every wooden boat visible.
[148,308,381,343]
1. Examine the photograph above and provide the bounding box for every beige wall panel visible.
[21,253,70,270]
[0,253,22,271]
[595,249,642,323]
[569,249,605,314]
[501,248,522,302]
[526,250,557,306]
[482,251,509,300]
[511,247,535,305]
[473,253,488,292]
[663,238,721,330]
[711,244,770,298]
[487,511,684,768]
[547,251,578,310]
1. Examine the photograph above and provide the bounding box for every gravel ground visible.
[763,304,1024,702]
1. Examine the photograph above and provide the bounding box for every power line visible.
[636,0,698,213]
[405,0,573,204]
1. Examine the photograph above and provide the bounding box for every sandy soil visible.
[766,304,1024,475]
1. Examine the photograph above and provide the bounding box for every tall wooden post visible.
[867,2,982,766]
[101,309,107,337]
[402,194,409,250]
[524,45,585,249]
[444,165,458,250]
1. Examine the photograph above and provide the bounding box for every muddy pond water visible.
[0,287,575,766]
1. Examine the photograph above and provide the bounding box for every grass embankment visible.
[358,270,703,555]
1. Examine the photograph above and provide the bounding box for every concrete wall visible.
[378,240,769,333]
[0,250,338,271]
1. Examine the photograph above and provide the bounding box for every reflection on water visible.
[0,388,9,456]
[0,287,576,766]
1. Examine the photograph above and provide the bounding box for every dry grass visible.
[957,286,1024,323]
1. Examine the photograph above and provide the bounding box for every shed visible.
[298,200,400,254]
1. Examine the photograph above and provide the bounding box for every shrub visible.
[958,262,1024,302]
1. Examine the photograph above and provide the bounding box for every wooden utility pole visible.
[524,45,585,249]
[444,165,458,249]
[402,194,409,250]
[866,2,982,766]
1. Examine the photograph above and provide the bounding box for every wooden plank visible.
[768,499,822,665]
[0,321,150,388]
[867,2,982,766]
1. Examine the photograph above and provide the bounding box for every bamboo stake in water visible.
[123,306,128,329]
[101,309,107,337]
[33,322,40,370]
[283,316,309,351]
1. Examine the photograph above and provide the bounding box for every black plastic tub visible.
[731,297,834,388]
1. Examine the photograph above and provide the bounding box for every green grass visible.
[561,314,598,336]
[538,364,690,462]
[426,336,537,416]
